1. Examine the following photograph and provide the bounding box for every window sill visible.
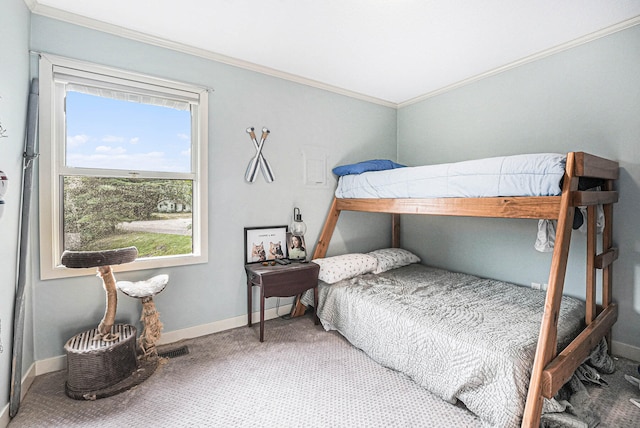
[40,253,208,280]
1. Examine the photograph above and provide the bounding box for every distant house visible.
[157,200,192,213]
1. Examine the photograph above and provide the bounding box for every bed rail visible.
[335,196,562,219]
[541,303,618,398]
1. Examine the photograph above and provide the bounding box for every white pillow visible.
[312,253,378,284]
[367,248,420,274]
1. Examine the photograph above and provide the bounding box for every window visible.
[39,54,209,279]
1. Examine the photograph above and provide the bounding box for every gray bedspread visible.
[302,263,585,427]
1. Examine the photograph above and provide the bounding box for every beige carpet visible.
[8,315,640,427]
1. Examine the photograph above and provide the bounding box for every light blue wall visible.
[29,15,397,360]
[0,0,32,415]
[398,25,640,350]
[3,7,638,398]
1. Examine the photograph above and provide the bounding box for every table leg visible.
[247,280,252,327]
[313,286,319,325]
[260,285,265,342]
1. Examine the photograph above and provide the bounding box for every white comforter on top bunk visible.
[335,153,566,199]
[303,263,584,428]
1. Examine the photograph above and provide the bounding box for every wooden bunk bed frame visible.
[307,152,619,427]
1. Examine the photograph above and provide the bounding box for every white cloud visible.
[144,151,166,158]
[102,135,125,143]
[181,148,191,156]
[67,134,90,148]
[130,137,140,144]
[177,133,189,140]
[66,151,190,173]
[96,145,127,154]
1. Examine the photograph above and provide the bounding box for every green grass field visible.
[150,212,192,220]
[85,232,192,258]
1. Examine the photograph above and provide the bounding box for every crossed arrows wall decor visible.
[245,127,274,183]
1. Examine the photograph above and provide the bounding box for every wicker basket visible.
[64,324,138,398]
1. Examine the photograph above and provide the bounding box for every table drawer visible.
[263,267,318,297]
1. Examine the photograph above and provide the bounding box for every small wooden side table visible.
[245,262,320,342]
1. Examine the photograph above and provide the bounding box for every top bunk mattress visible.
[335,153,567,199]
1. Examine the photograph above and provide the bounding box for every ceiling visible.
[29,0,640,106]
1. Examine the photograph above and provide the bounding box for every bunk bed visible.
[303,152,619,427]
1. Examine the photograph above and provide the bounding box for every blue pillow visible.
[332,159,406,176]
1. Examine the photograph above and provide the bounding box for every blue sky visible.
[65,91,192,173]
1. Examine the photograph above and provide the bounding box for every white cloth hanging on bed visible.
[534,205,604,252]
[577,205,605,234]
[535,219,557,252]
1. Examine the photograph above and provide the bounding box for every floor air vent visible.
[158,345,189,359]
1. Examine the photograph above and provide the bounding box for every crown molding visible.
[23,0,38,10]
[27,2,397,108]
[27,2,640,110]
[398,15,640,108]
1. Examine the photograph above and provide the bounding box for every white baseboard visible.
[1,403,8,428]
[35,354,66,375]
[32,303,294,376]
[0,361,37,428]
[612,340,640,362]
[21,363,37,399]
[157,303,293,346]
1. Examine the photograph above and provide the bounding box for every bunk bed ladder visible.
[522,152,619,428]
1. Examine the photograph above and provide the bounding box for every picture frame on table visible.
[244,225,288,264]
[286,232,307,261]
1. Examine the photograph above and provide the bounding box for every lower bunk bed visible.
[302,257,609,427]
[299,152,619,427]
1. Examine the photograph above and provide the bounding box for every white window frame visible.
[38,54,209,280]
